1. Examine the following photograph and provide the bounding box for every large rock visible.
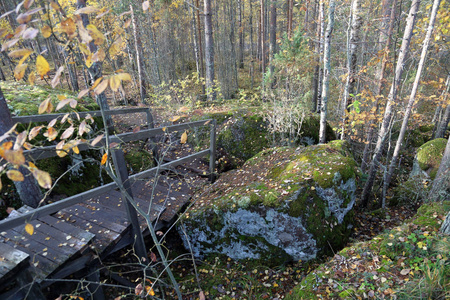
[412,138,447,179]
[179,140,358,264]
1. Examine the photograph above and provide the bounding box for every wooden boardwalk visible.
[0,109,215,299]
[0,165,206,299]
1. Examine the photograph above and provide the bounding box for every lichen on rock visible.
[179,140,358,264]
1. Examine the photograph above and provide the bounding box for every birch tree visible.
[204,0,216,100]
[318,0,336,144]
[361,0,422,207]
[384,0,441,205]
[341,0,363,139]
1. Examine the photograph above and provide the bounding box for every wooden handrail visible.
[0,111,217,235]
[12,107,154,128]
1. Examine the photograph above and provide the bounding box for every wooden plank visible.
[0,242,30,287]
[61,204,128,234]
[8,223,75,260]
[0,235,57,279]
[79,201,129,227]
[54,212,121,253]
[37,215,95,243]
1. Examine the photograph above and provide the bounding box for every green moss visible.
[299,115,336,144]
[413,201,450,229]
[37,150,111,196]
[217,115,270,169]
[416,138,447,179]
[1,80,96,116]
[285,272,321,300]
[124,149,154,173]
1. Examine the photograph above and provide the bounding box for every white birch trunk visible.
[319,0,336,144]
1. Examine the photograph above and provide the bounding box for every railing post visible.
[209,119,217,182]
[110,149,147,261]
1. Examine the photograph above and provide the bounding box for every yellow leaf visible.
[36,55,50,79]
[16,13,32,24]
[117,73,132,81]
[60,126,74,140]
[14,63,28,81]
[43,127,58,141]
[178,106,189,112]
[60,18,76,37]
[2,149,26,165]
[1,38,19,52]
[90,134,104,146]
[170,116,181,122]
[91,77,103,89]
[52,66,64,88]
[41,25,52,38]
[101,153,108,165]
[86,24,105,46]
[109,75,121,92]
[79,42,91,55]
[123,19,131,29]
[7,170,24,181]
[94,79,109,95]
[25,223,34,235]
[73,146,80,154]
[77,89,90,99]
[56,98,71,111]
[31,169,52,189]
[180,131,187,144]
[22,27,39,39]
[92,48,105,62]
[0,178,2,191]
[8,49,33,59]
[28,72,36,85]
[38,98,53,114]
[75,6,99,14]
[28,126,43,140]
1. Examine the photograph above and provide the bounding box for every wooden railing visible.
[0,108,217,259]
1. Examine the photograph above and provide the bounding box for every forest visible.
[0,0,449,299]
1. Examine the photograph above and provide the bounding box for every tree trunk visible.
[318,0,336,144]
[384,0,441,206]
[361,0,397,172]
[429,136,450,202]
[360,0,421,207]
[341,0,363,139]
[435,76,450,138]
[250,0,255,88]
[238,0,244,69]
[0,87,43,208]
[204,0,215,100]
[269,0,277,81]
[261,0,266,75]
[287,0,293,38]
[130,4,146,103]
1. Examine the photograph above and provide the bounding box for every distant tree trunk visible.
[317,0,325,112]
[204,0,215,100]
[318,0,336,144]
[250,0,255,88]
[261,0,266,76]
[361,0,397,172]
[341,0,363,140]
[311,0,320,111]
[384,0,441,206]
[360,0,421,208]
[429,136,450,202]
[238,0,244,69]
[195,0,205,80]
[269,0,277,81]
[130,4,146,103]
[287,0,293,38]
[0,87,43,208]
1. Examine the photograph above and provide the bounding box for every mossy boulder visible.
[217,114,270,171]
[179,140,358,265]
[297,115,336,145]
[412,138,447,179]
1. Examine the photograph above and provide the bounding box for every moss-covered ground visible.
[286,201,450,299]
